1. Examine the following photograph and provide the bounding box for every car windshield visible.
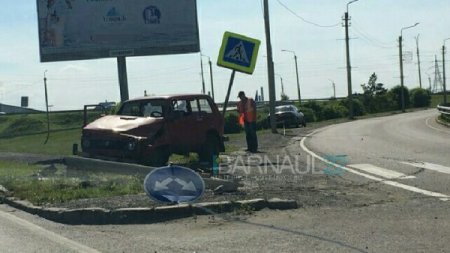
[117,99,166,118]
[276,106,293,113]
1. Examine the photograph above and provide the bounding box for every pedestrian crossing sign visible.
[217,32,261,74]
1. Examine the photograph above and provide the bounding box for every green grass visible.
[0,160,144,206]
[0,129,81,156]
[431,94,445,107]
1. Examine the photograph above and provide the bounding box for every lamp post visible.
[328,79,336,99]
[344,0,360,119]
[281,50,301,104]
[399,23,419,112]
[442,38,450,105]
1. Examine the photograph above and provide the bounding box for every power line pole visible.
[208,58,215,101]
[443,39,449,105]
[399,23,419,113]
[415,34,423,89]
[200,53,206,94]
[344,0,359,119]
[399,35,406,113]
[264,0,277,133]
[43,70,50,144]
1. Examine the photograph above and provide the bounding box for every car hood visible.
[84,115,163,133]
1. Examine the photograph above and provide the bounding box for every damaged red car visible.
[81,94,225,166]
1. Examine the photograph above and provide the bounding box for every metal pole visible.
[443,45,448,105]
[264,0,277,133]
[200,54,206,94]
[344,12,354,119]
[117,56,129,102]
[294,55,301,104]
[208,59,215,101]
[399,35,406,112]
[415,35,423,89]
[222,70,236,115]
[43,70,50,144]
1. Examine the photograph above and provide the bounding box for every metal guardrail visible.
[437,105,450,115]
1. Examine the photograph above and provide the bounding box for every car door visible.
[166,99,197,154]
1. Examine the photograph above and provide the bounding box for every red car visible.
[81,94,225,166]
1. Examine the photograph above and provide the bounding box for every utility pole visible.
[208,58,215,101]
[264,0,277,133]
[43,70,50,144]
[200,53,206,94]
[281,50,301,104]
[399,35,405,113]
[344,0,359,119]
[443,38,450,105]
[415,34,423,89]
[399,23,419,113]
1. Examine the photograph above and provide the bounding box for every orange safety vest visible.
[237,98,257,123]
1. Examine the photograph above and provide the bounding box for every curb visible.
[436,116,450,128]
[0,196,299,225]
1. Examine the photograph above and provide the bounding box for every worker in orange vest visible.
[237,91,258,153]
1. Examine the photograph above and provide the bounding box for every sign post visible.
[217,32,260,114]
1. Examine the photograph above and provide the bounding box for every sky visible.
[0,0,449,110]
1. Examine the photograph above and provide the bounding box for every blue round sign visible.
[144,165,205,204]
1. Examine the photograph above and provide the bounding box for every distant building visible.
[0,103,40,114]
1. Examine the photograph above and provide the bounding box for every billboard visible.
[36,0,200,62]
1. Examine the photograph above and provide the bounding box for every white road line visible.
[348,164,416,179]
[401,161,450,175]
[0,209,100,253]
[425,117,450,134]
[300,129,449,202]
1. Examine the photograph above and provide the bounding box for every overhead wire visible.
[275,0,341,28]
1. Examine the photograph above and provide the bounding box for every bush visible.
[389,85,410,110]
[302,101,324,121]
[410,88,431,108]
[224,113,242,134]
[340,98,366,116]
[322,104,348,120]
[299,107,316,122]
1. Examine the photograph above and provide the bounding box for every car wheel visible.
[199,134,220,164]
[142,147,170,167]
[302,120,307,127]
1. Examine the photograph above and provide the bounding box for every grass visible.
[0,160,144,206]
[0,128,81,156]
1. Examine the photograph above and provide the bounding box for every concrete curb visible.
[436,116,450,128]
[0,196,299,225]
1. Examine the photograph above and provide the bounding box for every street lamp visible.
[399,22,419,112]
[275,73,285,100]
[442,38,450,105]
[328,79,336,99]
[344,0,360,119]
[201,53,215,101]
[281,50,301,104]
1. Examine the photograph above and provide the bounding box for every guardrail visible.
[437,105,450,115]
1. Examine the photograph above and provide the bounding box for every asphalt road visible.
[304,109,450,200]
[1,109,449,253]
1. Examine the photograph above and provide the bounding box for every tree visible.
[361,73,387,96]
[280,93,289,101]
[410,88,431,107]
[389,85,410,109]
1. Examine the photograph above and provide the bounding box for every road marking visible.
[300,129,449,202]
[401,161,450,175]
[0,209,100,253]
[348,164,416,179]
[425,117,450,134]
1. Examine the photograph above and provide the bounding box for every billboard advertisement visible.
[36,0,200,62]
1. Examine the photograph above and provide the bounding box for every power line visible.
[275,0,340,28]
